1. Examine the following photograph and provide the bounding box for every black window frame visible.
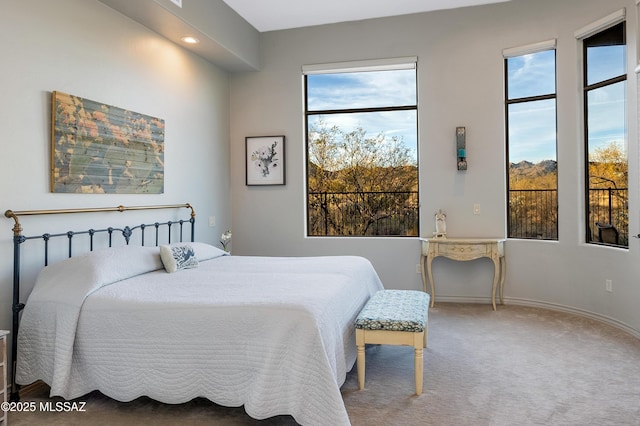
[303,63,419,237]
[504,47,558,241]
[582,21,627,248]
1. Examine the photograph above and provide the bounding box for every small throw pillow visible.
[160,243,199,273]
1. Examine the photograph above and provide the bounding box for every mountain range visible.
[509,160,557,179]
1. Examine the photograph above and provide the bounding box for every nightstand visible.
[0,330,7,425]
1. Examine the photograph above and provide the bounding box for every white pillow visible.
[189,242,229,261]
[160,243,199,273]
[29,245,164,303]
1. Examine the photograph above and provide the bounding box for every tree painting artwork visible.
[252,140,279,178]
[51,91,165,194]
[245,136,285,185]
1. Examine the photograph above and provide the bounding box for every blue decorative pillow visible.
[160,243,199,273]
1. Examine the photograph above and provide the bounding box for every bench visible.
[355,289,430,395]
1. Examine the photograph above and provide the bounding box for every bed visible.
[5,204,384,426]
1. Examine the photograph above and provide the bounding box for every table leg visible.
[425,255,435,308]
[491,255,499,311]
[499,255,506,305]
[420,254,427,294]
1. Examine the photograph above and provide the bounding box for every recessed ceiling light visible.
[181,36,199,44]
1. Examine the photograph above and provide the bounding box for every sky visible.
[306,44,626,166]
[507,46,626,164]
[306,69,418,164]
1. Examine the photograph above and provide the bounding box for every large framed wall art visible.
[51,91,165,194]
[245,135,286,186]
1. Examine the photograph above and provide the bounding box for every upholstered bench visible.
[355,289,430,395]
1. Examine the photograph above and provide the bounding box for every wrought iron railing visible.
[308,191,419,236]
[588,187,628,246]
[508,189,558,240]
[508,188,628,246]
[308,187,628,243]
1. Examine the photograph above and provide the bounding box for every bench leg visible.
[356,329,365,390]
[355,327,427,394]
[423,324,428,348]
[414,332,424,395]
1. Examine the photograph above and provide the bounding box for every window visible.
[504,42,558,240]
[582,21,627,247]
[303,58,419,236]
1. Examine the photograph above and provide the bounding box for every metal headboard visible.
[4,203,196,401]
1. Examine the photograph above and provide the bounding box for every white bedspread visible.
[17,249,383,426]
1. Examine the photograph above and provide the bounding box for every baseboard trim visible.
[433,295,640,340]
[433,295,492,305]
[505,297,640,339]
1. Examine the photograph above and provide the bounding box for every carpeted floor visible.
[9,303,640,425]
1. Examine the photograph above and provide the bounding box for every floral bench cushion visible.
[355,290,430,332]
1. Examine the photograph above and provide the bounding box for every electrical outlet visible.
[415,264,421,274]
[473,204,481,215]
[208,216,216,227]
[605,279,613,292]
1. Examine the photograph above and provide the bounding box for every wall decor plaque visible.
[51,91,165,194]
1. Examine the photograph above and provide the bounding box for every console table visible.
[420,238,506,310]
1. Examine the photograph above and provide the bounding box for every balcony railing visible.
[308,191,419,236]
[308,188,628,243]
[508,187,628,246]
[588,187,628,246]
[508,189,558,240]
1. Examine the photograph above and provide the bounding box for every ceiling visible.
[222,0,511,32]
[98,0,513,72]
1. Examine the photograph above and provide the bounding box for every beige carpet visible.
[9,303,640,425]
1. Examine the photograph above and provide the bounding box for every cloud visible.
[307,69,417,161]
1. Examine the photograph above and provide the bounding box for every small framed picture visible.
[245,135,285,186]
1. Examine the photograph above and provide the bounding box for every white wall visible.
[230,0,640,334]
[2,0,639,349]
[0,0,232,332]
